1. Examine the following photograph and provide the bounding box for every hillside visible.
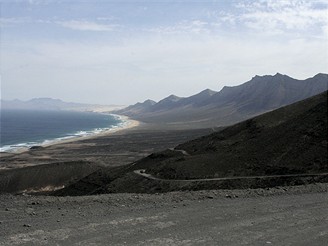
[145,91,327,179]
[114,73,328,128]
[55,91,328,195]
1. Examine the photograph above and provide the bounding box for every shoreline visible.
[43,114,140,147]
[0,114,140,155]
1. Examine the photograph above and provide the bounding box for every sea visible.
[0,109,124,152]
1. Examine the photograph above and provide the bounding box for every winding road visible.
[168,148,190,156]
[134,169,328,182]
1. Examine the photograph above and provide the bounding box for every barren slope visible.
[56,92,327,195]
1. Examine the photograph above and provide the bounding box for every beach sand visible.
[0,120,212,171]
[42,115,141,147]
[0,115,140,156]
[0,123,213,195]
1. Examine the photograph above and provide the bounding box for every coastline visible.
[0,125,212,172]
[42,114,140,147]
[0,114,140,155]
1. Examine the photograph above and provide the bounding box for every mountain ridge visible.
[114,73,328,128]
[54,91,328,195]
[1,98,124,112]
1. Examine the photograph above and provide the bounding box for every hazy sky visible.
[1,0,328,105]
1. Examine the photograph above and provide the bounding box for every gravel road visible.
[1,184,327,245]
[134,169,328,182]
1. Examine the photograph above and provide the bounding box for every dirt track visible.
[134,169,328,182]
[1,184,327,245]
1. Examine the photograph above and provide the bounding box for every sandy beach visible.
[43,115,141,148]
[0,114,140,156]
[0,124,212,171]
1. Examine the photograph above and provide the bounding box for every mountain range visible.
[54,91,328,195]
[1,98,124,112]
[114,73,328,128]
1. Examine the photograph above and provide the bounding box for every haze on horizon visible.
[1,0,327,105]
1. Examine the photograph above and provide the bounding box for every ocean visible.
[0,109,123,152]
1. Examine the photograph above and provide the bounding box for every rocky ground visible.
[1,183,327,245]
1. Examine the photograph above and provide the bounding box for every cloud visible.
[0,17,28,27]
[2,32,327,104]
[0,17,118,32]
[56,20,118,31]
[28,0,46,4]
[243,1,326,29]
[219,0,328,37]
[27,0,65,5]
[1,1,327,104]
[141,1,327,39]
[145,20,209,35]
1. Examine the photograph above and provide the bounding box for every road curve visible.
[133,169,328,182]
[168,148,190,156]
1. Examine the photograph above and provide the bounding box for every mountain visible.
[55,91,328,195]
[150,95,183,111]
[114,73,328,128]
[206,73,327,111]
[1,98,124,112]
[176,89,217,107]
[116,99,156,115]
[145,91,328,180]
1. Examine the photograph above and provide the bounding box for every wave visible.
[0,114,127,153]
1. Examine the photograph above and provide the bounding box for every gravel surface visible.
[1,184,327,245]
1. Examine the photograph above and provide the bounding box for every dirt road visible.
[1,184,327,245]
[134,169,328,182]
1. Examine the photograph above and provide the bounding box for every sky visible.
[1,0,328,105]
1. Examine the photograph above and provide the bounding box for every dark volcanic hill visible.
[144,91,328,180]
[55,91,328,195]
[114,73,328,128]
